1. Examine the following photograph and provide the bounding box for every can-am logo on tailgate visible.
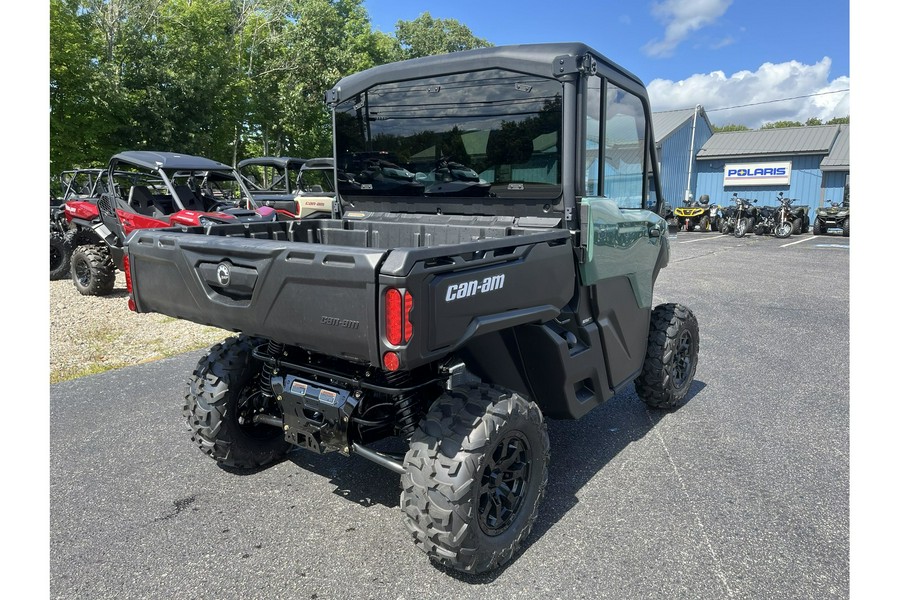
[216,263,231,286]
[445,274,505,302]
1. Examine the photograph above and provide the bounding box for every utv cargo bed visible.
[126,214,573,365]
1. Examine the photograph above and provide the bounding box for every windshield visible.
[334,68,563,204]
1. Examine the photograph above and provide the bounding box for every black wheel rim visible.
[74,258,91,286]
[672,329,694,389]
[478,432,531,536]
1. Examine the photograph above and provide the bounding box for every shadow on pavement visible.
[258,379,705,581]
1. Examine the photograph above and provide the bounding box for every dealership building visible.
[652,107,850,212]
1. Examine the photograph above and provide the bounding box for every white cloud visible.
[644,0,733,57]
[648,57,850,128]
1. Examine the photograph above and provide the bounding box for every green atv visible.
[813,199,849,237]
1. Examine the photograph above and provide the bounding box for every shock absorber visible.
[383,369,420,440]
[394,393,420,441]
[259,340,284,399]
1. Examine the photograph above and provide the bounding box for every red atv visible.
[61,151,291,295]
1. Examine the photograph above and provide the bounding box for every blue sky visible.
[362,0,850,128]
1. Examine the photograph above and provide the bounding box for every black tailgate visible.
[126,230,387,363]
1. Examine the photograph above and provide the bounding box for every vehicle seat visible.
[174,185,205,211]
[129,186,160,217]
[128,185,171,219]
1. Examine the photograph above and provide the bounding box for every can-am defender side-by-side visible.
[61,151,289,295]
[123,43,700,574]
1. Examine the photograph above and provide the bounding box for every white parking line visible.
[677,235,726,244]
[780,236,817,248]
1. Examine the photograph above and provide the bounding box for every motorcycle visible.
[718,193,757,237]
[772,192,800,239]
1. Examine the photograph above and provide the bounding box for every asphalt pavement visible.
[49,230,849,600]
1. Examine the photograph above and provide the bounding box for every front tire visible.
[734,218,750,238]
[774,220,793,239]
[699,215,710,232]
[70,244,115,295]
[401,384,549,574]
[635,303,699,409]
[184,336,290,469]
[842,217,849,237]
[813,218,825,235]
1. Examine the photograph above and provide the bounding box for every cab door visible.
[578,76,669,389]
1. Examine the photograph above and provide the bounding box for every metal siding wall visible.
[660,124,692,206]
[696,154,828,211]
[691,121,714,196]
[823,171,848,205]
[658,117,715,208]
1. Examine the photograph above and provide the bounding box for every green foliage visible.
[50,0,114,172]
[761,120,804,129]
[827,116,850,125]
[712,124,751,132]
[49,0,492,176]
[394,11,492,60]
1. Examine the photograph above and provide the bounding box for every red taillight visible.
[385,288,403,345]
[403,292,413,342]
[384,288,413,346]
[383,351,400,372]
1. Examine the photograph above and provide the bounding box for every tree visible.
[761,120,804,129]
[712,124,750,133]
[394,12,491,60]
[50,0,113,172]
[826,116,850,125]
[805,117,823,126]
[49,1,493,173]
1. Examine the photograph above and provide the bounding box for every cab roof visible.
[110,151,232,172]
[237,156,307,169]
[326,42,645,104]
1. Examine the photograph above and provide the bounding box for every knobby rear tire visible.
[184,335,290,470]
[400,384,549,574]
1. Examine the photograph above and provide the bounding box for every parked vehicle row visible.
[50,151,298,295]
[670,191,852,240]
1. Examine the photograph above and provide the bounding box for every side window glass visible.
[584,76,603,197]
[604,83,646,208]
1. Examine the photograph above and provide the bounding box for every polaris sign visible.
[724,161,792,186]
